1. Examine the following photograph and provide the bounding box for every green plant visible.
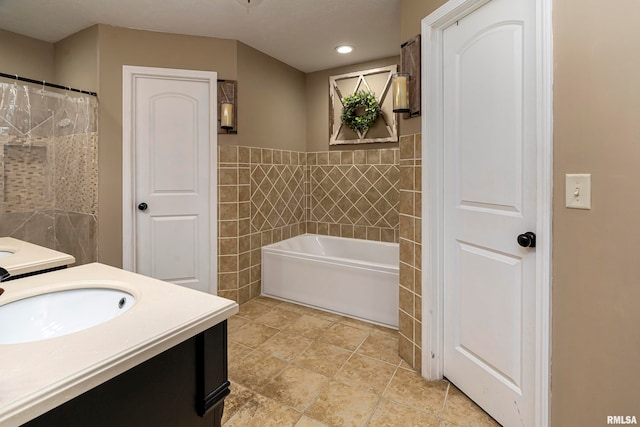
[340,90,381,133]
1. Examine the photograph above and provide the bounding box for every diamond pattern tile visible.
[309,164,399,228]
[251,164,305,232]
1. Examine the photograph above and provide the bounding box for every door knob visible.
[138,202,148,211]
[517,232,536,248]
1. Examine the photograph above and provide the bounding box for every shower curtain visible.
[0,80,98,265]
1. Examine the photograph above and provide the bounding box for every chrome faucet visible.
[0,267,10,282]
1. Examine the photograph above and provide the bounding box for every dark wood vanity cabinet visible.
[23,321,230,427]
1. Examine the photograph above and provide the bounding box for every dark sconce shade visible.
[392,73,410,113]
[221,103,234,129]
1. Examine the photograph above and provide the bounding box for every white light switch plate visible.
[565,174,591,209]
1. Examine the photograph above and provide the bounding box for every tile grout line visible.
[363,358,405,426]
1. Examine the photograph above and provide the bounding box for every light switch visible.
[565,174,591,209]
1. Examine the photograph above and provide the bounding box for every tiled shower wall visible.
[217,145,400,304]
[0,91,98,265]
[398,134,423,371]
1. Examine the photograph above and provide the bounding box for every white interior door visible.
[123,66,217,294]
[442,0,537,425]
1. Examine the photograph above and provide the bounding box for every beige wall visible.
[54,26,99,92]
[0,29,54,82]
[96,25,238,267]
[305,56,400,152]
[552,0,640,424]
[236,42,307,151]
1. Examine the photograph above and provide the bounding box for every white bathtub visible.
[261,234,399,328]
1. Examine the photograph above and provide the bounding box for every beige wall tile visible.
[399,262,414,292]
[398,334,414,367]
[238,146,250,164]
[219,220,238,238]
[366,150,381,165]
[219,272,238,291]
[219,145,238,163]
[219,186,238,203]
[219,238,238,255]
[219,167,238,185]
[399,285,414,317]
[219,255,238,273]
[340,151,353,164]
[328,151,341,165]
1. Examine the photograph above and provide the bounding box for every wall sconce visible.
[395,35,421,118]
[392,73,410,113]
[217,80,237,134]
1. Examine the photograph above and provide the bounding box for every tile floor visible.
[223,297,500,427]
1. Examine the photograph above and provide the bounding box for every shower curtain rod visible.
[0,72,97,97]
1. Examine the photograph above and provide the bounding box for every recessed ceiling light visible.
[335,45,353,54]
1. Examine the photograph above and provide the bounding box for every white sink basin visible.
[0,288,136,344]
[0,250,13,259]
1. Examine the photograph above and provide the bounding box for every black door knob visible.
[138,202,148,211]
[517,232,536,248]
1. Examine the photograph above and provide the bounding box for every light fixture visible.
[218,80,237,134]
[235,0,264,8]
[335,45,353,54]
[392,73,410,113]
[221,103,234,130]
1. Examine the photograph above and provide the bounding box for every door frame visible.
[421,0,553,425]
[122,65,218,294]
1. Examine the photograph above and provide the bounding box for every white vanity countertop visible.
[0,237,75,277]
[0,263,238,427]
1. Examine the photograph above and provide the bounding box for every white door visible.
[442,0,537,425]
[123,66,217,294]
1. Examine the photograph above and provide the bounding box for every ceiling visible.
[0,0,400,73]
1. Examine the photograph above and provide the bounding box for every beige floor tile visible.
[334,354,397,395]
[305,380,380,427]
[222,382,257,425]
[229,350,288,390]
[294,415,330,427]
[236,299,274,320]
[231,322,279,348]
[261,366,329,411]
[224,300,492,427]
[294,340,352,377]
[224,393,301,427]
[320,323,370,351]
[368,399,440,427]
[304,308,343,322]
[383,367,448,416]
[277,301,317,314]
[255,307,303,329]
[440,385,500,427]
[228,340,254,361]
[438,421,461,427]
[252,296,284,308]
[337,316,379,331]
[278,301,342,321]
[228,315,249,334]
[286,314,334,339]
[400,359,413,370]
[258,330,314,361]
[357,329,402,365]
